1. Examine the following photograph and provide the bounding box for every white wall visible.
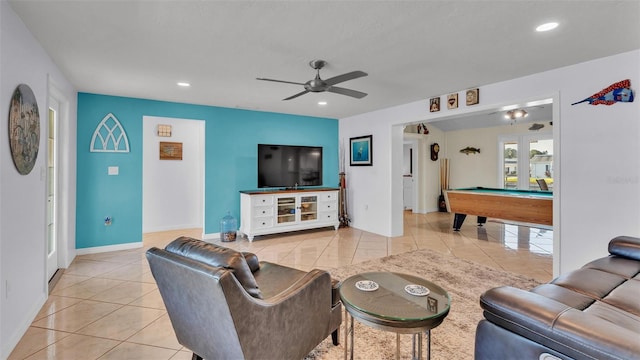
[143,116,204,233]
[340,49,640,276]
[0,1,77,357]
[445,121,552,189]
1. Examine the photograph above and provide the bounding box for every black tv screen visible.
[258,144,323,188]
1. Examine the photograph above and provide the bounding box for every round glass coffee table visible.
[339,272,451,360]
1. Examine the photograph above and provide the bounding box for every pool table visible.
[443,187,552,231]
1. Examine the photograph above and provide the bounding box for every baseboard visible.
[143,223,202,233]
[3,291,47,360]
[202,232,222,241]
[76,241,143,255]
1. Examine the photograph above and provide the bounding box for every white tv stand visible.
[239,188,340,241]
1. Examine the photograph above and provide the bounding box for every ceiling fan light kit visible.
[504,109,528,120]
[257,59,368,101]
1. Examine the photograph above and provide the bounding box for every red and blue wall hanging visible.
[571,79,634,106]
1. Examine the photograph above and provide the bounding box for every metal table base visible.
[343,309,432,360]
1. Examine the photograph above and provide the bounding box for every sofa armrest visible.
[609,236,640,261]
[224,269,340,359]
[242,252,260,272]
[480,286,640,360]
[261,269,332,303]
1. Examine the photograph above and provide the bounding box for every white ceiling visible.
[9,1,640,121]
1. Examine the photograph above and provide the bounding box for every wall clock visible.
[431,143,440,161]
[8,84,40,175]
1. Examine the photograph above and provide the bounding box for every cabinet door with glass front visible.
[276,196,296,224]
[299,195,318,222]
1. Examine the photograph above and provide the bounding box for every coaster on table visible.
[405,284,430,296]
[355,280,379,291]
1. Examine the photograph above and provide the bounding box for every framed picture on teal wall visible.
[350,135,372,166]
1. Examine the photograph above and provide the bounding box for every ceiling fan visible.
[257,60,368,100]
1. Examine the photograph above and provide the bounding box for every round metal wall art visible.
[8,84,40,175]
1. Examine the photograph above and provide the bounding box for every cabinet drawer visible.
[318,202,337,212]
[253,206,273,217]
[318,212,337,222]
[252,195,274,206]
[253,217,274,229]
[319,192,338,202]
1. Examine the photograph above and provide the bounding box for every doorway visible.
[142,117,205,233]
[394,95,560,274]
[403,141,416,211]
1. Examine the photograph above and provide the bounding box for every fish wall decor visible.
[571,79,634,106]
[460,147,480,155]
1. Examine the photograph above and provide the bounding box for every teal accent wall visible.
[77,93,338,249]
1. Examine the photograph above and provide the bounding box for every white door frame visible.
[46,78,72,283]
[46,98,59,280]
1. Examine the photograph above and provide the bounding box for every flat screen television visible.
[257,144,323,188]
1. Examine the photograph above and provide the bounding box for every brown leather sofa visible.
[146,237,342,360]
[475,235,640,360]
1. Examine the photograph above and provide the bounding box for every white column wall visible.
[0,2,77,357]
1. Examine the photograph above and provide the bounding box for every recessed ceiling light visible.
[318,101,327,106]
[177,82,191,87]
[536,22,558,32]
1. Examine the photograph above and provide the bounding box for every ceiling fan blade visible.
[324,71,368,86]
[283,90,310,101]
[257,78,305,86]
[327,86,367,99]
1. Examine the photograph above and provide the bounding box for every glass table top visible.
[339,272,451,323]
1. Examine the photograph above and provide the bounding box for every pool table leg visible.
[453,213,466,231]
[477,216,487,226]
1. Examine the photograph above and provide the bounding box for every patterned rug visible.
[305,248,543,360]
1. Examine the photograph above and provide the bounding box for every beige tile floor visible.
[9,211,552,359]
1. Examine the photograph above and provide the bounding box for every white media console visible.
[239,188,340,241]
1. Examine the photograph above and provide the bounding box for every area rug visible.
[305,248,543,360]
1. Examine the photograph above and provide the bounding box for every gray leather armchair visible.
[146,237,342,360]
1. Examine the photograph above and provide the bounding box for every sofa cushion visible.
[253,262,340,306]
[165,237,262,299]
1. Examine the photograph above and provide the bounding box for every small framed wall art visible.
[159,141,183,160]
[157,124,172,137]
[429,97,440,112]
[350,135,372,166]
[447,93,459,109]
[466,88,479,105]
